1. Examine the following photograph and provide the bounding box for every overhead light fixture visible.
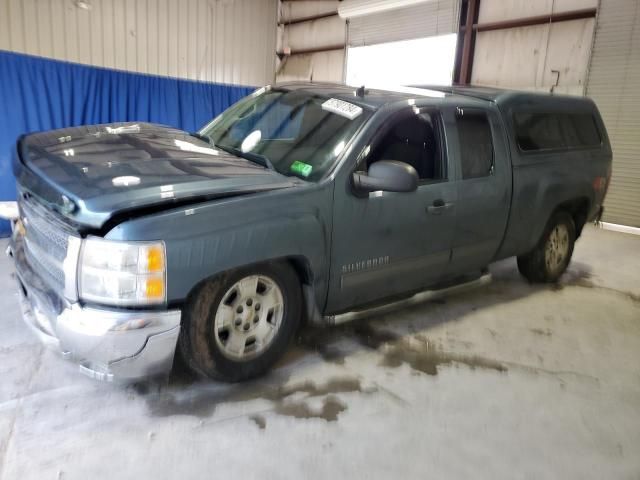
[338,0,432,18]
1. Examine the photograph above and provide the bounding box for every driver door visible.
[326,107,457,313]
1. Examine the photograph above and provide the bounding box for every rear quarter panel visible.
[496,96,612,259]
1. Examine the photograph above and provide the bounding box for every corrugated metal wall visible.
[586,0,640,227]
[471,0,597,96]
[279,0,336,23]
[276,0,460,84]
[478,0,595,22]
[0,0,277,86]
[276,0,345,83]
[284,15,345,51]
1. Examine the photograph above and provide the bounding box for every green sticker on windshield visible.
[290,160,313,178]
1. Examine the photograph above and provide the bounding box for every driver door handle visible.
[427,199,455,215]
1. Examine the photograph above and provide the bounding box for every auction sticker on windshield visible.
[321,98,363,120]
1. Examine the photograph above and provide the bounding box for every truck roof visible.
[278,82,596,112]
[278,82,429,110]
[418,85,597,110]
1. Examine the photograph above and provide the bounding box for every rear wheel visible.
[179,262,301,382]
[517,211,576,283]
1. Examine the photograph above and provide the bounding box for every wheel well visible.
[185,256,313,306]
[285,256,314,286]
[284,256,321,325]
[553,197,590,237]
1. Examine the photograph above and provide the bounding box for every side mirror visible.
[352,160,419,193]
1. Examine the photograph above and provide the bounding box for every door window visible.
[363,111,446,182]
[456,110,494,179]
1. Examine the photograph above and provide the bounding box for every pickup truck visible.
[7,83,612,382]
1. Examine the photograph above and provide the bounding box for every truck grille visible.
[19,195,78,295]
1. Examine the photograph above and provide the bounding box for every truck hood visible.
[14,122,300,230]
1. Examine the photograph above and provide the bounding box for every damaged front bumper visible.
[8,230,181,382]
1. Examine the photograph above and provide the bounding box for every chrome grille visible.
[19,195,77,294]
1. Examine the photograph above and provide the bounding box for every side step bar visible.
[324,273,492,326]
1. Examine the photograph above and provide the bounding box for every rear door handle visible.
[427,199,454,215]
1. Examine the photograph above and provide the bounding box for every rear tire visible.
[517,211,576,283]
[178,262,302,382]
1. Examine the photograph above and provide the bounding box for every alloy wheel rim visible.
[545,224,570,275]
[213,275,284,361]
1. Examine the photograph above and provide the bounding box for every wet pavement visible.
[0,226,639,480]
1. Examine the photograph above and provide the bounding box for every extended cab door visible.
[445,105,512,275]
[326,107,457,314]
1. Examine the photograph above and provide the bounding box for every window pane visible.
[367,112,444,181]
[229,101,304,141]
[514,112,601,151]
[514,113,565,151]
[203,90,369,182]
[457,112,494,179]
[561,114,601,148]
[346,34,457,88]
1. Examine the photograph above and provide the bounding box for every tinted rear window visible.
[456,111,494,179]
[514,112,601,151]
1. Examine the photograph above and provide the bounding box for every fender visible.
[104,183,334,312]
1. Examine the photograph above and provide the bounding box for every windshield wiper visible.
[189,132,212,144]
[215,143,277,172]
[190,134,276,172]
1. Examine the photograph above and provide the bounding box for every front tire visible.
[517,211,576,283]
[178,262,302,382]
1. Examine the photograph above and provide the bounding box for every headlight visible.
[78,237,166,306]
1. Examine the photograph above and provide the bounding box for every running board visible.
[324,273,492,326]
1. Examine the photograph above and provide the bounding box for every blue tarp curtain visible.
[0,50,253,236]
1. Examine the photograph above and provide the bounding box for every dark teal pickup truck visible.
[7,83,611,382]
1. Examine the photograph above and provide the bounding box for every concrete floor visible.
[0,226,639,480]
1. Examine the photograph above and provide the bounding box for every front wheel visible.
[517,211,576,283]
[178,262,302,382]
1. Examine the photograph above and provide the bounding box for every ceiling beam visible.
[277,44,345,56]
[278,11,338,26]
[462,7,597,33]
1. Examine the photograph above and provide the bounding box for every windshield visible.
[199,89,370,182]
